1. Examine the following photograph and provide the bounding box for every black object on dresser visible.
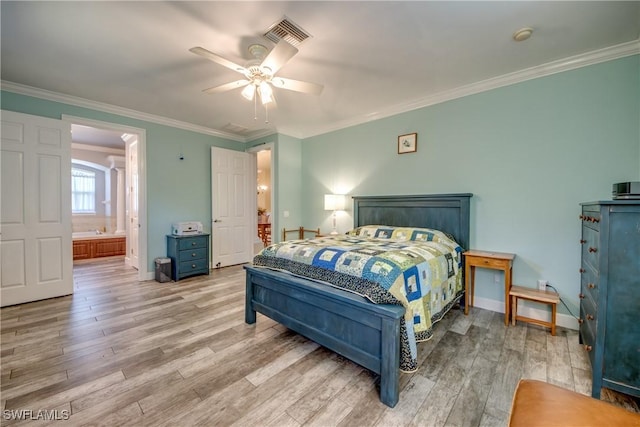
[579,201,640,399]
[166,234,210,281]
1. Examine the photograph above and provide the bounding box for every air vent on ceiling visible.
[263,16,310,47]
[222,122,249,134]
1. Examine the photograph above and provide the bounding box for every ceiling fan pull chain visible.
[265,104,269,124]
[253,92,258,121]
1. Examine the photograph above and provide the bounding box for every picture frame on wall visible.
[397,132,417,154]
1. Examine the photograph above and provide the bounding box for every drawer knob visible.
[579,239,586,244]
[593,218,600,223]
[587,314,594,321]
[192,252,197,257]
[192,242,197,246]
[578,318,584,324]
[579,293,585,299]
[579,268,585,273]
[588,247,597,253]
[579,215,584,220]
[191,264,197,268]
[584,345,592,352]
[588,283,596,289]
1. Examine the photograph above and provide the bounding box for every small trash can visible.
[155,257,172,283]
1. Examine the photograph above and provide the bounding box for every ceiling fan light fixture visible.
[241,84,256,101]
[259,82,274,104]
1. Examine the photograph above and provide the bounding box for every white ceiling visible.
[2,1,639,143]
[71,125,125,150]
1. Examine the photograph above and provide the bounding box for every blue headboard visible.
[352,193,473,250]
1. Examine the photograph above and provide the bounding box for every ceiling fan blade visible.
[260,41,298,75]
[203,79,250,94]
[190,47,247,74]
[271,77,323,95]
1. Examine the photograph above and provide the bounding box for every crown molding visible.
[0,80,246,143]
[297,39,640,139]
[2,39,638,142]
[72,142,125,155]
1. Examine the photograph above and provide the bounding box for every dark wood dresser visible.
[579,200,640,399]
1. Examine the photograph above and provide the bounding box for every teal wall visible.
[2,54,638,316]
[1,91,242,272]
[300,55,640,317]
[247,133,304,241]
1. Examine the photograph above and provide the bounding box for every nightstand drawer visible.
[179,247,207,260]
[178,258,208,273]
[466,256,510,269]
[178,235,208,250]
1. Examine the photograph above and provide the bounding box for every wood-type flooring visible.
[2,257,638,426]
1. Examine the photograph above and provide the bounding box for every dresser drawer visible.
[178,247,207,261]
[580,293,598,335]
[580,209,601,231]
[580,266,599,304]
[579,311,596,367]
[178,235,208,250]
[581,226,600,271]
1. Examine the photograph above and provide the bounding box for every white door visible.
[211,147,255,267]
[1,110,73,306]
[125,135,139,270]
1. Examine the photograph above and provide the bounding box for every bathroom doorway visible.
[65,115,147,280]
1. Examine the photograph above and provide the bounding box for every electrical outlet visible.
[537,279,548,291]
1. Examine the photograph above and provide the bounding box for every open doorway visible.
[256,150,272,246]
[248,143,274,253]
[64,115,147,281]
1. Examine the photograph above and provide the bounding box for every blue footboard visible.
[244,265,404,407]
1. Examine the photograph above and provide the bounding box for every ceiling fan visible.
[189,41,323,107]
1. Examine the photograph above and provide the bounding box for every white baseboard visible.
[472,296,579,331]
[138,273,579,330]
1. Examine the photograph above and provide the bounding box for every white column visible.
[108,155,126,235]
[114,167,126,234]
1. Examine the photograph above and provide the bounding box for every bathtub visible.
[73,232,126,260]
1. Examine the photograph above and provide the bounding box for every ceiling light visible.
[513,27,533,42]
[241,84,255,101]
[259,82,273,105]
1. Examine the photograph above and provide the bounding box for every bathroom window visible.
[71,168,96,214]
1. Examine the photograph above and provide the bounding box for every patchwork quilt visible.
[252,225,464,372]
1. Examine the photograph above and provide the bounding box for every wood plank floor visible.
[2,257,639,426]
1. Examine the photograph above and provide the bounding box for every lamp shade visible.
[324,194,345,211]
[241,84,255,101]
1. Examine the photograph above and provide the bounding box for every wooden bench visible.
[509,285,560,335]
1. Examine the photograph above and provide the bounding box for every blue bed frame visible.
[244,193,472,407]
